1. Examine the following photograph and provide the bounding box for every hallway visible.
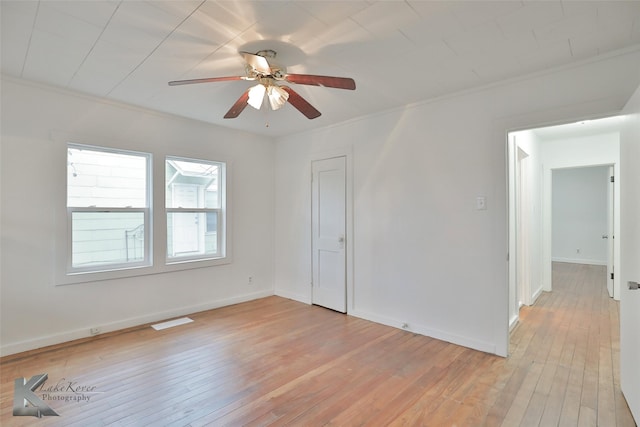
[498,262,635,426]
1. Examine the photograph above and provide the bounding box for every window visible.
[67,145,151,273]
[165,157,225,262]
[63,144,227,282]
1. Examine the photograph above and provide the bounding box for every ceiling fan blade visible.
[240,51,272,75]
[168,76,248,86]
[281,86,321,119]
[224,90,250,119]
[285,74,356,90]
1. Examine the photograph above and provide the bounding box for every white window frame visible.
[66,144,152,275]
[55,136,232,286]
[165,156,226,264]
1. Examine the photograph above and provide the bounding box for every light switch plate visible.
[476,196,486,210]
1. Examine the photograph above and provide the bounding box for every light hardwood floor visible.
[0,263,636,426]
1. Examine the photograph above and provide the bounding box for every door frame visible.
[500,112,623,357]
[516,146,532,308]
[542,162,619,299]
[309,148,354,313]
[508,136,535,331]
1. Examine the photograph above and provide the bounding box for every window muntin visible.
[165,157,224,262]
[67,145,151,272]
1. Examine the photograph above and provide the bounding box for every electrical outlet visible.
[90,327,101,335]
[248,276,253,285]
[576,248,581,254]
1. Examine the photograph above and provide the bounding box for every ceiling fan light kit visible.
[267,85,289,110]
[247,83,266,109]
[168,49,355,120]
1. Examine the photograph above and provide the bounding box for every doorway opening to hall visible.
[507,115,622,330]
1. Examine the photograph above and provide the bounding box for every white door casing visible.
[517,147,532,307]
[311,157,347,313]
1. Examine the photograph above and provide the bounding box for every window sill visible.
[56,256,231,286]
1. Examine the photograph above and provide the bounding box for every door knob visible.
[338,235,345,249]
[602,234,608,239]
[629,281,639,290]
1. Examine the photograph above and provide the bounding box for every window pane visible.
[71,212,145,268]
[167,212,217,258]
[206,211,217,233]
[166,158,219,208]
[68,147,148,208]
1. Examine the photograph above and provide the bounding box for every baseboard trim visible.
[509,315,519,332]
[551,257,606,266]
[348,308,497,356]
[274,288,311,305]
[531,286,544,304]
[0,290,273,357]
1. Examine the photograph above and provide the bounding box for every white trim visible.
[165,156,226,262]
[0,290,272,357]
[349,309,497,355]
[51,135,234,286]
[274,288,312,305]
[551,257,607,266]
[509,315,519,332]
[531,286,543,305]
[66,144,153,274]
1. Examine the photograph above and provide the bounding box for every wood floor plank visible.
[1,262,635,426]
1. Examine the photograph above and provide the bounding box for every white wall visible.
[274,49,640,357]
[3,48,639,359]
[539,132,620,297]
[0,77,275,356]
[619,84,640,423]
[552,166,609,265]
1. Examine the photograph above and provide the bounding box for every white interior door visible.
[312,156,346,313]
[620,108,640,424]
[606,166,614,298]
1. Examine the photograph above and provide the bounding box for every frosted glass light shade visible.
[268,85,289,110]
[247,84,266,109]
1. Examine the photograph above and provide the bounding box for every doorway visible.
[551,165,612,292]
[507,135,538,330]
[311,156,347,312]
[508,116,622,332]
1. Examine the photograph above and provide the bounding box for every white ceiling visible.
[2,1,640,137]
[531,115,626,140]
